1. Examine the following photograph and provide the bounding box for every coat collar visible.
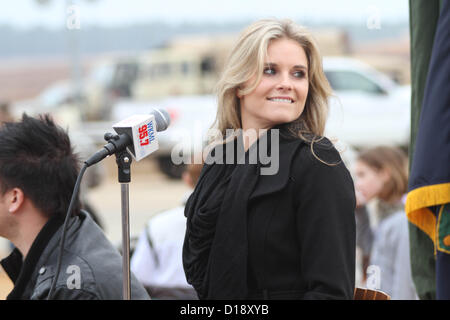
[201,128,306,201]
[1,215,64,299]
[249,130,305,200]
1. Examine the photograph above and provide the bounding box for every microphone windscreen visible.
[151,108,170,132]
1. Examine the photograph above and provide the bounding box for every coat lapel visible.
[249,134,304,200]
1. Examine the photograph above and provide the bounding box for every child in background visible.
[354,146,418,300]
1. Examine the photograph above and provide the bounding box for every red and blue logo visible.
[138,121,155,147]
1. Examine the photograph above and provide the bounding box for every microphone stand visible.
[115,144,132,300]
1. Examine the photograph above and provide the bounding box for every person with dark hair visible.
[0,113,149,300]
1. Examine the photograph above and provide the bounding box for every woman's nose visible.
[276,73,293,90]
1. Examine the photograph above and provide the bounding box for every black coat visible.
[183,130,356,300]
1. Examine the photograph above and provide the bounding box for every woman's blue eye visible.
[263,68,276,75]
[294,71,306,78]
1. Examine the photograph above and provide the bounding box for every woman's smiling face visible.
[239,37,309,131]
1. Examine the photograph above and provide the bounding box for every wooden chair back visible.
[354,287,391,300]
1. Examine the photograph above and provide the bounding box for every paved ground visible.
[0,157,189,299]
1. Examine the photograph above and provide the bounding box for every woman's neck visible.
[241,127,268,152]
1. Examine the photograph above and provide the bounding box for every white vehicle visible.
[323,57,410,148]
[11,80,87,117]
[112,57,410,178]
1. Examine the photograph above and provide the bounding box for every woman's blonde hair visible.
[357,146,408,203]
[212,18,333,144]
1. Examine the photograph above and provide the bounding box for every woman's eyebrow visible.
[265,62,308,70]
[292,65,308,70]
[264,62,276,67]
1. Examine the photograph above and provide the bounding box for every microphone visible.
[85,108,170,167]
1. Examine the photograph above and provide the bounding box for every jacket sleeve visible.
[50,287,100,300]
[293,143,356,299]
[31,285,100,300]
[355,205,374,257]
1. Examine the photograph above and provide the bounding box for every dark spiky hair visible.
[0,113,81,218]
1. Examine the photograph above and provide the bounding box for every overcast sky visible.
[1,0,409,30]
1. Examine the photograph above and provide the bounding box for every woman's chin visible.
[268,115,299,126]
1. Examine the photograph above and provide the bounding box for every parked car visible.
[323,57,410,148]
[111,57,411,178]
[11,80,88,117]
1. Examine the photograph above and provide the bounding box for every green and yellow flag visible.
[407,0,450,300]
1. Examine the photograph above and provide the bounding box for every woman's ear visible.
[236,86,244,99]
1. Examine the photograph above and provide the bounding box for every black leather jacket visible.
[1,211,150,300]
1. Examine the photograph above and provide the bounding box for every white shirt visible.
[131,204,192,289]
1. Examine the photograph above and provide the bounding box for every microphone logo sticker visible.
[113,114,160,161]
[138,121,156,147]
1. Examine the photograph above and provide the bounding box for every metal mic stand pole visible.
[116,150,132,300]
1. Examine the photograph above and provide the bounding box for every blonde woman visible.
[183,19,356,300]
